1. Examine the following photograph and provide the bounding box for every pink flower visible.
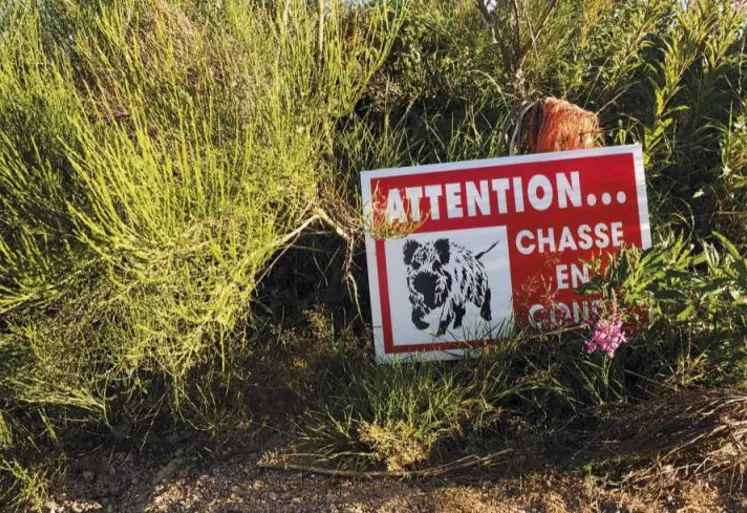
[586,291,627,358]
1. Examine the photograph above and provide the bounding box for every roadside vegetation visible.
[0,0,746,509]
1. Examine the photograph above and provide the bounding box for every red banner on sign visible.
[361,145,650,361]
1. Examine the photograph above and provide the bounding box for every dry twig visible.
[257,449,513,478]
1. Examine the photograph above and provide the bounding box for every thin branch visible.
[315,207,351,242]
[511,0,522,66]
[317,0,325,67]
[255,211,321,287]
[265,203,364,321]
[517,0,560,66]
[315,207,363,319]
[282,0,290,28]
[274,214,321,250]
[257,449,512,478]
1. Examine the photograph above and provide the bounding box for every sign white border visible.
[361,144,649,362]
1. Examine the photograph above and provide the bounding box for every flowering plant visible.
[586,290,628,358]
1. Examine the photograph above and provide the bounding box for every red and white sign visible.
[361,145,650,361]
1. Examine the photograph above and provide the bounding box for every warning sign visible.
[361,145,650,361]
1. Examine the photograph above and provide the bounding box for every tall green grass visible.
[0,0,401,487]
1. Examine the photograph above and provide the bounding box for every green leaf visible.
[713,232,741,260]
[676,304,695,322]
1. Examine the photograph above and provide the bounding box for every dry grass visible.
[586,389,747,490]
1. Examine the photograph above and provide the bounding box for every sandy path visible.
[43,437,747,513]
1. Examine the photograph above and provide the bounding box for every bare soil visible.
[43,432,747,513]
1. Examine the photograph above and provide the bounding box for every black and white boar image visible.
[402,238,499,337]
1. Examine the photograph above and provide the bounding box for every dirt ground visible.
[43,432,747,513]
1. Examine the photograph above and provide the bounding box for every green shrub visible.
[0,0,401,459]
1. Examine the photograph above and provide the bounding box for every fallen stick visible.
[257,449,512,479]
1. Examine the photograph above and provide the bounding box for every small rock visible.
[252,479,263,489]
[269,492,278,501]
[292,497,302,504]
[82,470,95,483]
